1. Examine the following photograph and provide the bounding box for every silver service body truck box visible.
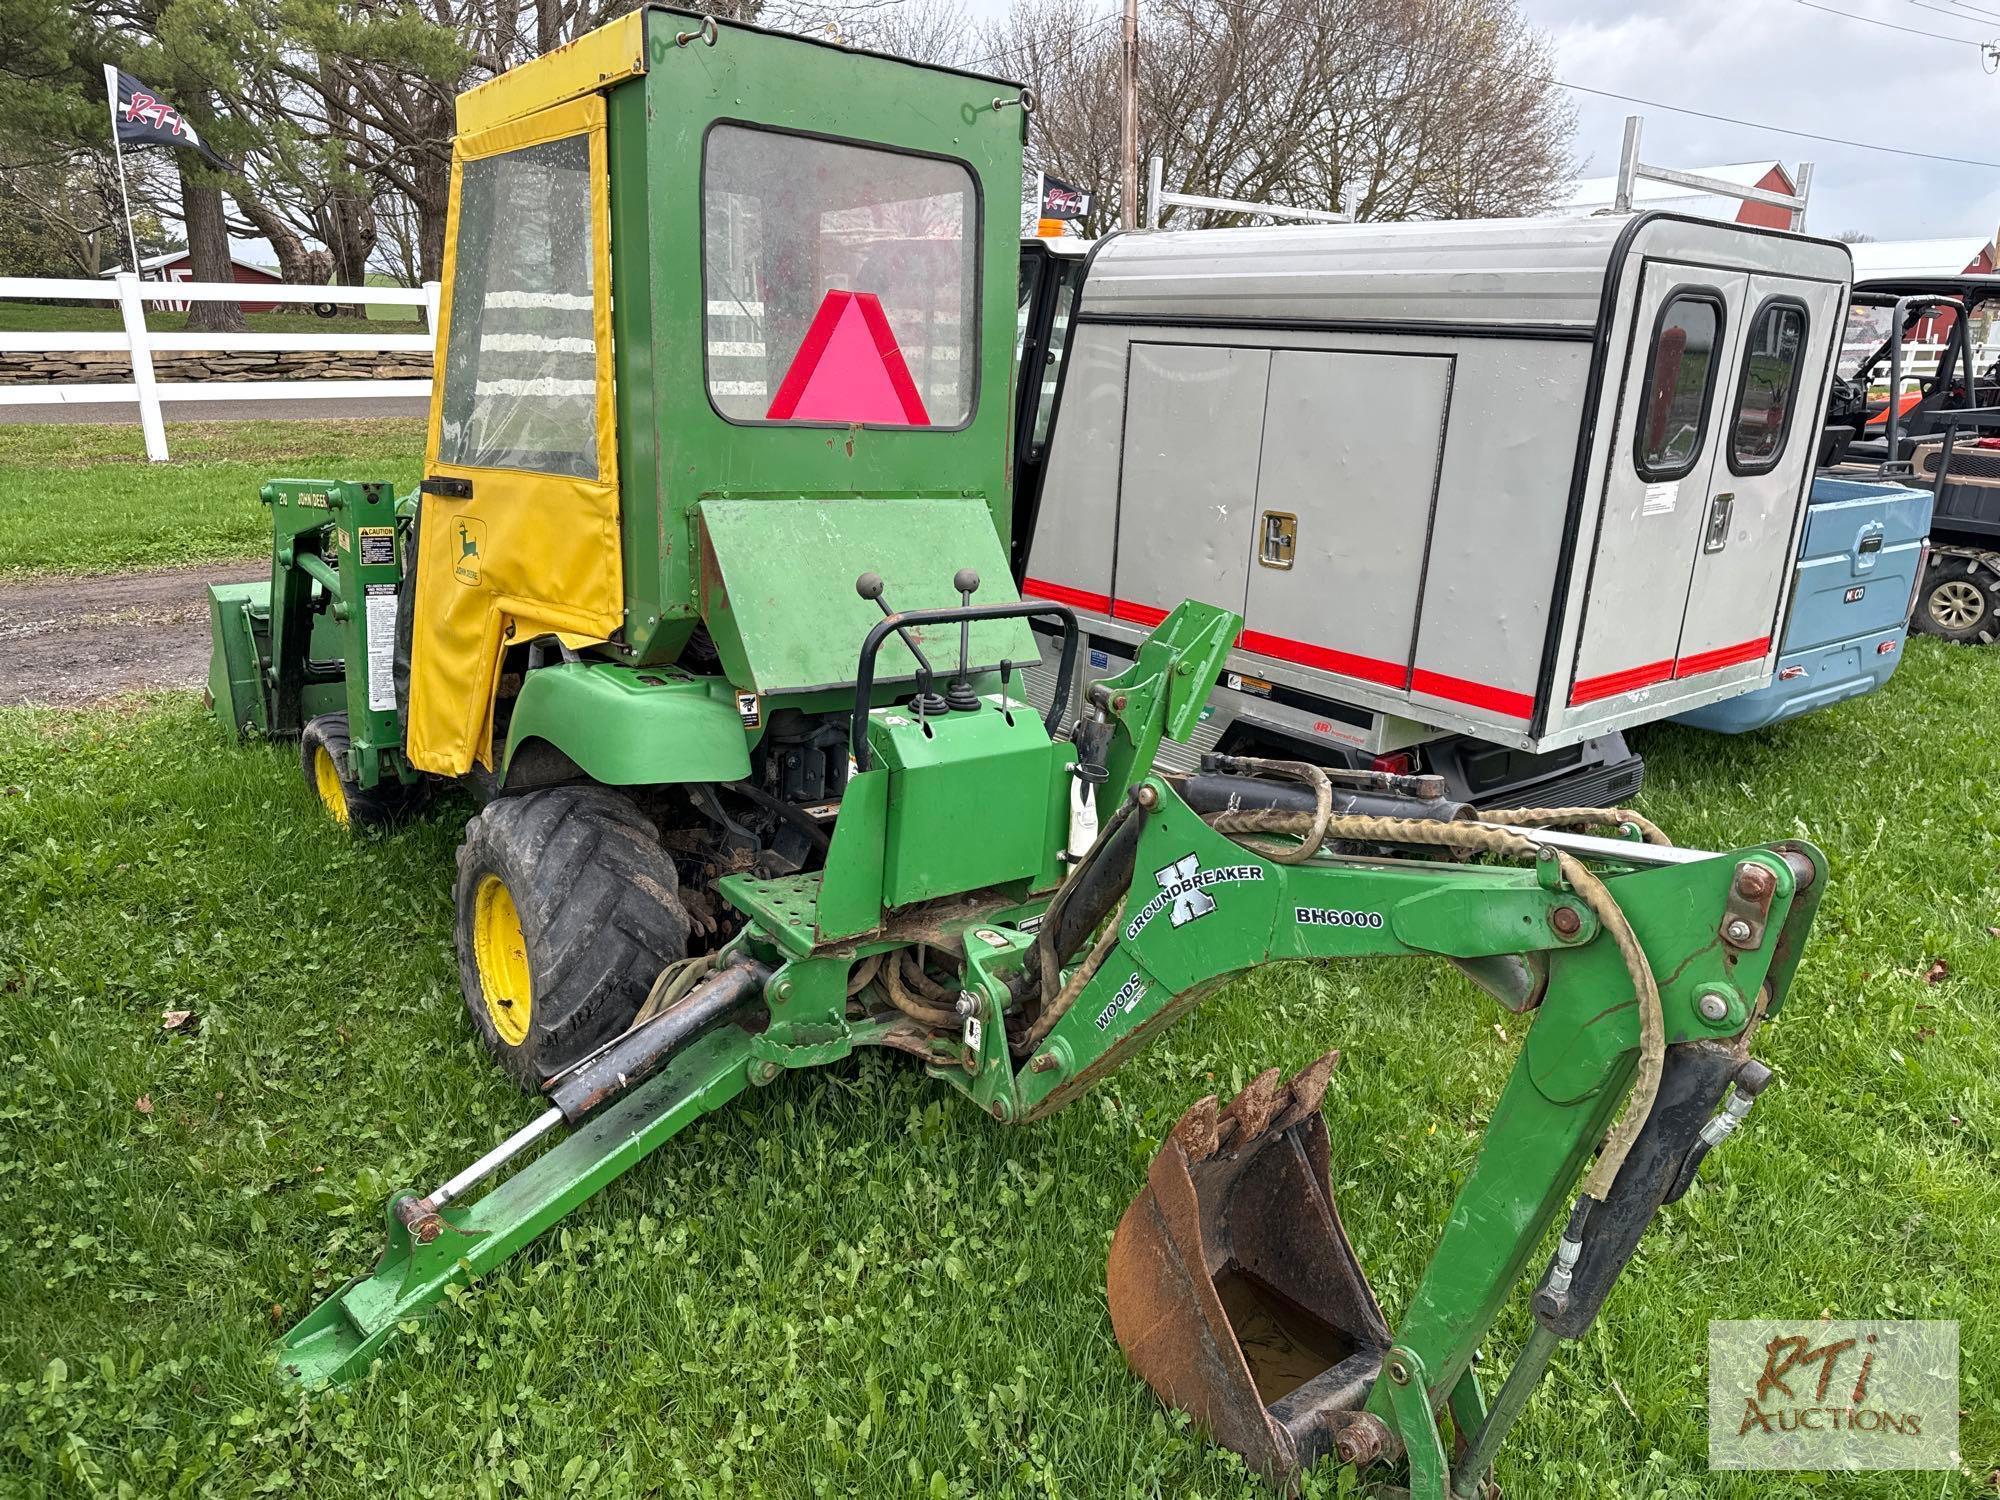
[1017,214,1852,773]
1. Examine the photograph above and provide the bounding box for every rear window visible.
[702,125,978,429]
[1731,298,1809,474]
[1637,291,1724,481]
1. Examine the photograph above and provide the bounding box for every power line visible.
[1951,0,2000,16]
[1907,0,2000,26]
[1788,0,1986,44]
[1556,80,2000,169]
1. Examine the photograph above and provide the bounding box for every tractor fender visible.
[502,662,753,787]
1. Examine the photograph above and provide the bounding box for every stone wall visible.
[0,348,433,385]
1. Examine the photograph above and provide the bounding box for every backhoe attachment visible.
[272,594,1825,1500]
[1108,1054,1395,1483]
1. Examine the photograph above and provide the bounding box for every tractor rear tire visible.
[300,714,423,830]
[454,787,694,1093]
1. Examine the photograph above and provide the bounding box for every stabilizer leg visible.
[277,1024,753,1385]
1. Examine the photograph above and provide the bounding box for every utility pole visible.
[1120,0,1139,229]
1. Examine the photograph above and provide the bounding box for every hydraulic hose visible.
[1202,807,1667,1202]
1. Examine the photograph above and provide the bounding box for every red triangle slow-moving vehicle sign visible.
[765,290,931,426]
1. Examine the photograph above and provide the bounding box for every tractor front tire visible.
[454,787,694,1093]
[1914,553,2000,645]
[301,714,423,830]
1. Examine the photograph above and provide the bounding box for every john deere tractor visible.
[209,11,1829,1494]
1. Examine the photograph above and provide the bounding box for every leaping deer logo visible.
[452,517,486,585]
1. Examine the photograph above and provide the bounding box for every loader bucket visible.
[1107,1054,1392,1487]
[206,580,271,741]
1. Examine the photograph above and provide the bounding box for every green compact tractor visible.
[209,10,1828,1493]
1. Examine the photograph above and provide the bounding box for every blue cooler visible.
[1674,477,1933,734]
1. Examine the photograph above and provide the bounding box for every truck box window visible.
[438,134,598,480]
[1637,290,1724,481]
[1730,297,1808,474]
[703,124,978,428]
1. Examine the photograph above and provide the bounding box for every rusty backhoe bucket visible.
[1107,1054,1393,1487]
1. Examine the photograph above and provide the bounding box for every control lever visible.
[856,572,948,717]
[945,568,981,711]
[996,659,1015,724]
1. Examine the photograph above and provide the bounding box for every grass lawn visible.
[0,637,1995,1497]
[0,421,425,576]
[0,302,425,336]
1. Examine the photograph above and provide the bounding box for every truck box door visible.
[1241,349,1450,690]
[1674,275,1843,682]
[1110,343,1271,624]
[1569,266,1747,706]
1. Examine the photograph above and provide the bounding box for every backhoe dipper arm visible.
[992,776,1821,1495]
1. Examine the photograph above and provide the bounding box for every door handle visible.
[1257,510,1297,569]
[421,476,474,500]
[1702,492,1734,554]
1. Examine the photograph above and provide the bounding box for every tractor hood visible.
[696,495,1038,695]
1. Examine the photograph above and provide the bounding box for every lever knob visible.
[954,568,980,596]
[856,572,885,602]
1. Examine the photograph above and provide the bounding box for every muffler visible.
[1107,1053,1393,1488]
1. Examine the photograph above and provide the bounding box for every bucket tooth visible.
[1107,1052,1391,1488]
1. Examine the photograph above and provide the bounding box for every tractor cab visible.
[409,7,1036,781]
[209,7,1047,1088]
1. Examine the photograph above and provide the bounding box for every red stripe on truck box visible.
[1022,582,1536,721]
[1570,658,1675,705]
[1411,668,1535,719]
[1674,635,1771,678]
[1021,577,1112,614]
[1110,597,1171,627]
[1239,628,1409,689]
[1570,635,1772,707]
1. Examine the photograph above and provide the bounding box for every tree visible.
[974,0,1574,236]
[0,146,174,274]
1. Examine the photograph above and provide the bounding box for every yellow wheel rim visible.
[473,874,533,1047]
[312,745,350,827]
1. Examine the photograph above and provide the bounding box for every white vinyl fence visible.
[1840,338,1996,397]
[0,273,440,461]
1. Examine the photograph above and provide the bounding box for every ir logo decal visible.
[1124,853,1266,940]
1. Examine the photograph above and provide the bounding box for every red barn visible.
[100,251,285,314]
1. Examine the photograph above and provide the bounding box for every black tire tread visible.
[300,713,422,830]
[454,786,693,1091]
[1914,553,2000,645]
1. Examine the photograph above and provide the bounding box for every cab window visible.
[438,135,599,480]
[1032,274,1077,452]
[703,124,978,429]
[1731,298,1808,474]
[1637,290,1724,481]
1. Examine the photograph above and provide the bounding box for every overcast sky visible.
[964,0,2000,243]
[1521,0,2000,242]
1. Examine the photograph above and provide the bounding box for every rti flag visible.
[104,65,228,168]
[1038,171,1093,222]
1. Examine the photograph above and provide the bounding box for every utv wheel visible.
[454,787,693,1092]
[300,713,423,830]
[1914,557,2000,644]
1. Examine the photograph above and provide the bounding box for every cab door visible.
[1675,276,1842,680]
[1569,268,1745,706]
[406,96,621,775]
